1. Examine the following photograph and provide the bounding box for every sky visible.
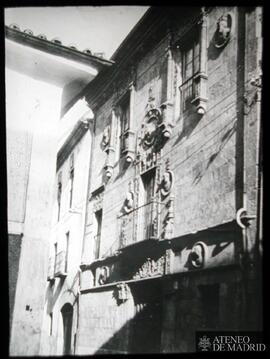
[5,6,149,59]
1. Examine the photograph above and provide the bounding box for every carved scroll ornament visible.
[190,241,208,268]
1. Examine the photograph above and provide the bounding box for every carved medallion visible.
[122,190,134,214]
[214,14,232,49]
[160,170,174,197]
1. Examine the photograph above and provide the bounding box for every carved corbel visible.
[159,101,174,139]
[115,283,130,303]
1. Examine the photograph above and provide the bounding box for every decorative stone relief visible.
[133,177,140,241]
[133,256,165,279]
[189,241,208,268]
[160,170,174,197]
[98,266,109,285]
[119,217,128,248]
[161,158,174,198]
[122,182,135,215]
[214,14,232,49]
[140,87,173,152]
[122,191,134,214]
[164,196,175,239]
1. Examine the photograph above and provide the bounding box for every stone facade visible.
[34,6,263,355]
[75,6,262,354]
[39,112,93,356]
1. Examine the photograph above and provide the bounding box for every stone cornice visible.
[83,7,170,110]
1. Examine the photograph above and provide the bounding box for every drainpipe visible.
[236,7,262,329]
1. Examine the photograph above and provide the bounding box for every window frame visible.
[118,93,131,158]
[180,28,201,112]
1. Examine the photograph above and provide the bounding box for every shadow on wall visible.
[90,279,225,354]
[174,110,201,146]
[93,280,164,354]
[61,80,86,117]
[192,121,236,185]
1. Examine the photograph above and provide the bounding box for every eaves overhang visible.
[5,25,114,70]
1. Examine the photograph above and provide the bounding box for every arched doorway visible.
[61,303,73,355]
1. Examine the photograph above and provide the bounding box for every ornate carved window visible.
[141,168,157,240]
[94,209,102,259]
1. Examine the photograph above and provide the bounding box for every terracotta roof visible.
[5,23,114,68]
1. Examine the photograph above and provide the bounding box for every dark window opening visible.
[94,209,102,259]
[141,168,156,239]
[49,312,53,336]
[65,232,70,273]
[61,303,73,355]
[180,31,200,111]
